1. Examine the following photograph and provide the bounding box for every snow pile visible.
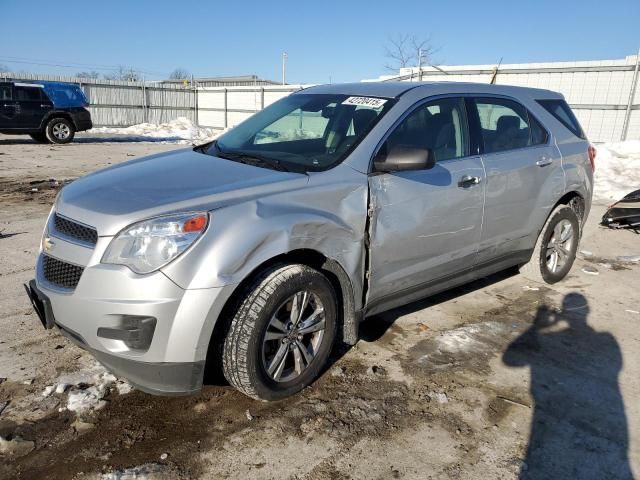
[41,363,133,414]
[88,117,220,144]
[593,140,640,202]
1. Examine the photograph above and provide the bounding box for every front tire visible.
[520,205,580,284]
[222,264,337,401]
[45,118,75,144]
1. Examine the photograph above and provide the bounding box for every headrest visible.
[497,115,520,132]
[352,109,378,135]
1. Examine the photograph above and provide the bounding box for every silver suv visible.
[25,82,593,400]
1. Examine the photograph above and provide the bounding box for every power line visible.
[0,56,168,77]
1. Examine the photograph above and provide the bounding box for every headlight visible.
[102,212,209,274]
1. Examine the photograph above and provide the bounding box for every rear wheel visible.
[45,118,75,144]
[222,264,337,401]
[29,132,49,143]
[520,205,580,284]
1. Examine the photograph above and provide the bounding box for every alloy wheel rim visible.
[262,290,325,383]
[545,219,574,273]
[52,123,70,139]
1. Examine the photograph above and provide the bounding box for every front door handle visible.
[458,175,482,188]
[40,104,51,109]
[536,156,553,167]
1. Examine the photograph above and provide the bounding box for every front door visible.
[367,97,485,307]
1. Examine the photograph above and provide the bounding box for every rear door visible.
[0,83,17,128]
[14,84,49,129]
[367,96,485,307]
[470,96,564,266]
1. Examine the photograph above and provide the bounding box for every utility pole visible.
[417,48,423,82]
[282,52,288,85]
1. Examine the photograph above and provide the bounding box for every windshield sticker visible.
[342,96,387,108]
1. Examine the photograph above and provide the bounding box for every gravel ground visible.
[1,133,639,479]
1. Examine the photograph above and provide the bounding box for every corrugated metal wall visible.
[197,86,303,130]
[388,54,640,143]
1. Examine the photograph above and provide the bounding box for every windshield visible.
[202,93,393,172]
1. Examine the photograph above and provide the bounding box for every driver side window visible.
[385,97,468,162]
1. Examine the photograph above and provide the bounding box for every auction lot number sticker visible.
[342,96,387,108]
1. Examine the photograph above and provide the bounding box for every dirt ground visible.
[1,133,639,480]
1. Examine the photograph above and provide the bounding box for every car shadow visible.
[359,267,519,343]
[503,292,633,479]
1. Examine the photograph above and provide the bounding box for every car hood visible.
[56,148,308,236]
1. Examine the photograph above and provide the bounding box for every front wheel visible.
[520,205,580,284]
[222,264,337,401]
[45,117,75,144]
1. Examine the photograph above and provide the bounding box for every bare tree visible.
[75,71,100,79]
[169,68,190,80]
[384,34,436,72]
[104,66,141,82]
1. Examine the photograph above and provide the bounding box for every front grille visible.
[42,255,84,289]
[54,214,98,245]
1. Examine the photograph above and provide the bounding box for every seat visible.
[352,109,378,136]
[427,113,457,161]
[494,115,527,151]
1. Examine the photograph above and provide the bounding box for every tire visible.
[45,117,75,144]
[222,264,337,401]
[520,205,580,284]
[29,132,50,143]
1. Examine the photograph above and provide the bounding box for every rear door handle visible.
[40,104,51,109]
[458,175,482,188]
[536,156,553,167]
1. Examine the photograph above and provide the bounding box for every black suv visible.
[0,81,92,144]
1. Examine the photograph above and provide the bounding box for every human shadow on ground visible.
[503,292,634,479]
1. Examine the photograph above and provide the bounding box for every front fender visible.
[161,169,369,309]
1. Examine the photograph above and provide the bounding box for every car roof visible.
[6,80,81,89]
[300,81,563,100]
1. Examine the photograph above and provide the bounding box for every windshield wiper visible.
[198,141,306,173]
[219,149,302,173]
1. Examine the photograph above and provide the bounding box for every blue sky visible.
[2,0,639,83]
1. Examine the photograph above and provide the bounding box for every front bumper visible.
[29,250,235,395]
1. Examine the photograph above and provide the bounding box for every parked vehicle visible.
[0,81,92,143]
[601,189,640,232]
[25,82,593,400]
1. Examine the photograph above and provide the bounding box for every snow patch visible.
[593,141,640,202]
[87,117,220,144]
[100,463,173,480]
[40,363,133,414]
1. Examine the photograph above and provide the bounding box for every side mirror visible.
[374,145,435,172]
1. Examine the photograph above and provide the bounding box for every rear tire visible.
[45,118,75,144]
[520,205,580,284]
[222,264,337,401]
[29,132,49,143]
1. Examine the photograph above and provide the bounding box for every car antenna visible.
[490,57,503,84]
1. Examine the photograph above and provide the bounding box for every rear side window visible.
[537,99,586,139]
[474,98,548,154]
[15,86,43,101]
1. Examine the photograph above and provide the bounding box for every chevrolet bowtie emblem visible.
[42,236,55,252]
